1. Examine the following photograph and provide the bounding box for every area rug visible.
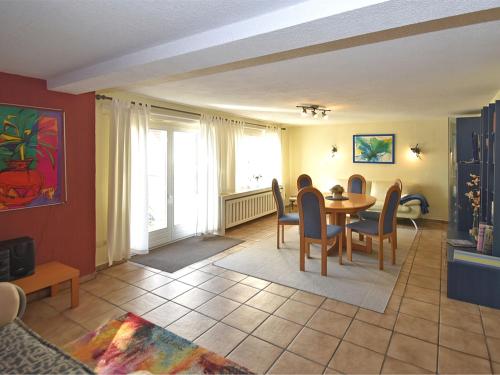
[64,312,251,374]
[215,226,417,313]
[131,235,243,273]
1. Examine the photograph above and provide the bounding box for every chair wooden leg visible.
[276,223,280,249]
[300,237,305,271]
[281,225,285,243]
[346,228,353,261]
[393,231,398,249]
[366,236,373,253]
[321,242,327,276]
[391,232,397,265]
[379,235,384,270]
[338,233,343,265]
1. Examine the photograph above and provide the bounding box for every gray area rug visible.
[132,235,243,273]
[215,226,416,313]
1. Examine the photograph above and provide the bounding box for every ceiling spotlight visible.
[312,109,318,118]
[322,110,328,119]
[301,107,307,117]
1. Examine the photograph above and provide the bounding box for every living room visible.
[1,1,500,374]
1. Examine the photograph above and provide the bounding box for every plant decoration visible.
[330,184,344,198]
[465,173,480,237]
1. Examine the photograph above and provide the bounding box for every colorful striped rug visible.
[64,313,252,374]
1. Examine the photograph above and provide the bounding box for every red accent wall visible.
[0,72,95,276]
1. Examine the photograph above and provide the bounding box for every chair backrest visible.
[395,178,403,192]
[271,179,284,217]
[297,187,327,240]
[379,183,402,235]
[297,174,313,191]
[348,174,366,194]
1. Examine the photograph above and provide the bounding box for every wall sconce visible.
[331,145,338,157]
[410,144,422,159]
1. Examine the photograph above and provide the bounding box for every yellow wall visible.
[287,119,449,221]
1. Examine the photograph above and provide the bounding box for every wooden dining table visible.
[323,192,376,256]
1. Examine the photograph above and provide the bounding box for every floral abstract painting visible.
[353,134,395,164]
[0,104,65,211]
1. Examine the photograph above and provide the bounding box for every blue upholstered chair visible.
[296,174,313,190]
[346,183,402,270]
[348,174,366,194]
[297,187,343,276]
[272,179,299,249]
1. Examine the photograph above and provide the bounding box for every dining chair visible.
[346,183,402,270]
[297,186,343,276]
[348,174,366,194]
[296,174,313,190]
[272,178,299,249]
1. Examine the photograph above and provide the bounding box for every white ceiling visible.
[0,0,499,125]
[0,0,304,77]
[127,20,500,125]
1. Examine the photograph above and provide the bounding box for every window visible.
[236,127,282,191]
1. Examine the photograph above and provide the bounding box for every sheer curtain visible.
[196,114,243,234]
[264,125,282,184]
[107,99,149,265]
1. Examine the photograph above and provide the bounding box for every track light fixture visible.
[296,105,331,119]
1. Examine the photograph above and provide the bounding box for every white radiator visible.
[220,186,284,232]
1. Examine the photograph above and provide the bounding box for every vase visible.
[470,209,479,240]
[0,159,43,207]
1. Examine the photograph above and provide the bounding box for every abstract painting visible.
[0,104,65,211]
[353,134,395,164]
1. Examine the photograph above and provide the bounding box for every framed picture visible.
[0,103,66,211]
[353,134,395,164]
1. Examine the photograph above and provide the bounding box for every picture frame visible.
[353,134,395,164]
[0,103,66,211]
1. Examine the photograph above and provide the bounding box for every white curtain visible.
[196,114,243,234]
[107,99,149,265]
[264,125,282,184]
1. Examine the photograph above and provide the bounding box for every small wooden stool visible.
[13,261,80,308]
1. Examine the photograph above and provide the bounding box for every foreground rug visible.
[215,226,417,313]
[64,313,251,374]
[132,235,243,273]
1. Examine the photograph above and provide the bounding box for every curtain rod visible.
[95,94,285,130]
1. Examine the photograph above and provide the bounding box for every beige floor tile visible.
[133,274,172,291]
[167,311,217,341]
[22,301,60,328]
[487,336,500,363]
[321,299,358,317]
[199,264,226,276]
[240,276,271,289]
[245,290,287,313]
[482,312,500,339]
[387,333,437,372]
[120,293,166,315]
[410,264,440,279]
[80,307,126,331]
[195,295,241,320]
[274,299,317,325]
[222,305,269,333]
[264,283,297,298]
[101,284,146,305]
[290,290,326,307]
[116,268,155,283]
[172,287,215,309]
[220,270,247,282]
[195,322,247,356]
[198,276,236,293]
[440,306,484,334]
[160,267,195,279]
[177,270,215,286]
[43,289,90,312]
[355,308,397,330]
[404,284,440,305]
[307,309,352,338]
[329,341,384,374]
[269,351,325,374]
[438,346,491,374]
[392,282,406,296]
[492,361,500,374]
[344,319,392,353]
[399,298,439,322]
[227,335,282,374]
[152,280,192,299]
[81,274,128,297]
[387,294,402,311]
[288,327,340,365]
[253,315,302,348]
[63,295,116,324]
[439,324,489,359]
[394,313,438,343]
[142,301,190,327]
[440,294,480,315]
[43,316,88,347]
[101,262,142,277]
[220,283,259,303]
[407,274,440,291]
[381,357,431,374]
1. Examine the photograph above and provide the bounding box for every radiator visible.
[220,186,283,232]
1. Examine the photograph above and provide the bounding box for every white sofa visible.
[329,179,423,228]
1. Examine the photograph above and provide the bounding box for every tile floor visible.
[22,215,500,374]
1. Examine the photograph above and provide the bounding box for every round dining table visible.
[323,192,376,256]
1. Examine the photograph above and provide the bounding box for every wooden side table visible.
[13,261,80,308]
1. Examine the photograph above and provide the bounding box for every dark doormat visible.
[131,235,243,273]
